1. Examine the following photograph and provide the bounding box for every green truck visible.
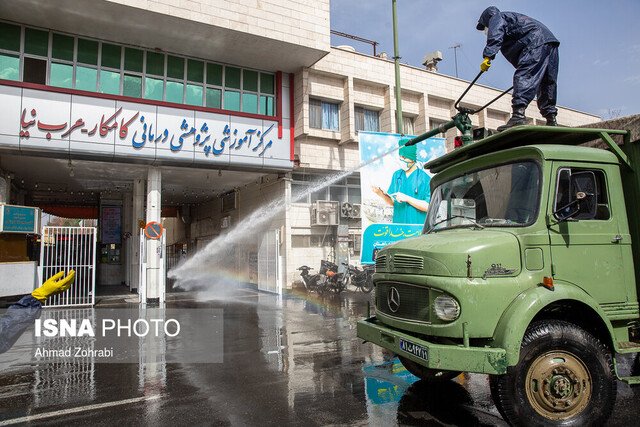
[358,121,640,425]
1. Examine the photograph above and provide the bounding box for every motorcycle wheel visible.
[361,279,374,293]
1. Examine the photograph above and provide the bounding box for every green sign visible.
[2,205,36,233]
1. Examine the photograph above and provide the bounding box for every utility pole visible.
[392,0,403,134]
[449,44,461,78]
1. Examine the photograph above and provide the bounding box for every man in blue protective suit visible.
[0,271,75,354]
[476,6,559,131]
[371,139,430,224]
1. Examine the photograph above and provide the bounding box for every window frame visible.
[309,98,340,131]
[402,115,415,135]
[429,118,448,138]
[0,21,277,116]
[553,167,611,221]
[354,106,380,133]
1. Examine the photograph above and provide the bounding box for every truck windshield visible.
[424,161,540,233]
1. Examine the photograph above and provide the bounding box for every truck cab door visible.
[547,163,631,303]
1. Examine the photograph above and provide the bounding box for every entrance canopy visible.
[0,153,264,210]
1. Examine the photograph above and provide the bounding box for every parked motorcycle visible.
[320,260,345,294]
[296,265,326,293]
[341,262,374,293]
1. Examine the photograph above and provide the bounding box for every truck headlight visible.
[433,296,460,321]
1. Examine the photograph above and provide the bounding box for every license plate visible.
[399,338,429,361]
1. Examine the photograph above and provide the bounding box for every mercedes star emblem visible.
[388,287,400,313]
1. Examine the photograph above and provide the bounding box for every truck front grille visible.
[376,281,430,323]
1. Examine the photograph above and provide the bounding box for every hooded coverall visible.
[0,295,41,354]
[477,6,560,119]
[0,271,73,354]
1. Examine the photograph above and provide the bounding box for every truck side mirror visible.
[570,171,597,219]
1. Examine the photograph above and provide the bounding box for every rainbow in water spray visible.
[169,140,404,290]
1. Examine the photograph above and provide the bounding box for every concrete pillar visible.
[340,76,356,144]
[131,178,144,292]
[415,94,429,135]
[145,168,162,304]
[282,173,294,288]
[382,85,394,134]
[0,176,9,204]
[122,191,132,289]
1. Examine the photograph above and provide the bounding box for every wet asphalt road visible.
[1,286,639,426]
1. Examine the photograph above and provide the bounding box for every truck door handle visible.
[612,235,623,243]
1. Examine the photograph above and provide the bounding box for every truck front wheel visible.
[399,356,461,382]
[490,320,616,426]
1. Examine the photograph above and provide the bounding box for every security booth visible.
[0,204,40,297]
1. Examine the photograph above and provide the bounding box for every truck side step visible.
[616,341,640,353]
[614,353,640,384]
[618,376,640,385]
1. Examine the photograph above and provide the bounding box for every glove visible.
[32,270,75,302]
[480,57,492,72]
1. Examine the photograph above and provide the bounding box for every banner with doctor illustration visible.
[359,131,446,264]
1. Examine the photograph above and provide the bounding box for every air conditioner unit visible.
[311,201,338,226]
[341,202,353,218]
[351,204,362,219]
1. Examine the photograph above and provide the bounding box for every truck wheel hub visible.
[525,351,592,419]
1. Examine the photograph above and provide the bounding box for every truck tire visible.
[489,374,508,422]
[399,356,461,382]
[491,320,616,426]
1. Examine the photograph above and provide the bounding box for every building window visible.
[403,116,415,135]
[355,107,379,132]
[76,66,97,91]
[186,58,203,106]
[75,38,98,91]
[0,52,19,80]
[23,57,46,84]
[292,173,361,204]
[292,235,310,248]
[309,99,339,130]
[123,74,142,98]
[0,21,277,116]
[429,118,448,138]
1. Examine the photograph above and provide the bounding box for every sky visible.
[330,0,640,119]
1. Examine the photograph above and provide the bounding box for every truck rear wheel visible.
[491,320,616,426]
[399,356,461,382]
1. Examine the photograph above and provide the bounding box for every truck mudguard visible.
[493,282,616,366]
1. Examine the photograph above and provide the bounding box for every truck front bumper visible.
[358,316,508,375]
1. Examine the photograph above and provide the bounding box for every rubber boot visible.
[544,114,557,126]
[497,107,527,132]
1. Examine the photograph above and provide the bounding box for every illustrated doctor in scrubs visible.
[371,139,431,224]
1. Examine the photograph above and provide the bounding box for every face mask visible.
[400,159,415,171]
[484,27,489,36]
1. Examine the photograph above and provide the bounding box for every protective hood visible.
[380,229,521,278]
[476,6,499,30]
[479,7,559,65]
